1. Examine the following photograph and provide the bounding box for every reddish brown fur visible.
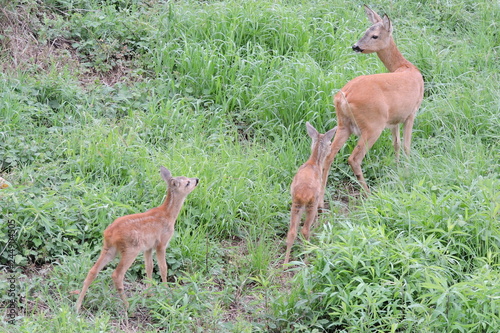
[75,167,199,312]
[320,5,424,202]
[284,122,336,264]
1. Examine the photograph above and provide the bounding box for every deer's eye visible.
[372,35,379,39]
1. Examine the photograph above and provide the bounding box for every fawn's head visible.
[160,166,199,197]
[306,122,337,163]
[352,5,393,54]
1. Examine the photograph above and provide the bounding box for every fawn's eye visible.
[186,181,190,187]
[372,35,379,39]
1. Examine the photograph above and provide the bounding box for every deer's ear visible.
[325,126,337,142]
[169,179,179,188]
[364,5,382,24]
[382,14,393,34]
[306,121,319,139]
[160,166,172,182]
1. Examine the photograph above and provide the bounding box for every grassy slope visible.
[0,0,498,332]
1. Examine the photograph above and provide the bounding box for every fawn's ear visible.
[160,166,172,182]
[364,5,382,24]
[324,126,337,142]
[306,121,319,139]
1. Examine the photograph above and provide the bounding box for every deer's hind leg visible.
[402,113,416,156]
[320,126,351,209]
[390,125,401,163]
[347,126,384,194]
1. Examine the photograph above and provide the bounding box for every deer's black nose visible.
[352,45,363,53]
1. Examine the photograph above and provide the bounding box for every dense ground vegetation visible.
[1,0,498,331]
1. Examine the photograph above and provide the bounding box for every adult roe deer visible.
[320,5,424,203]
[284,122,337,264]
[75,167,199,312]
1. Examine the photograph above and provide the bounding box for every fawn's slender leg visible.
[156,244,169,283]
[144,249,153,281]
[301,203,318,241]
[112,249,141,309]
[76,246,117,312]
[284,203,303,264]
[157,228,174,282]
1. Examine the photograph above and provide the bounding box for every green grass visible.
[1,0,499,331]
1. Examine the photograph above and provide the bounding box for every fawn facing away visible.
[320,5,424,203]
[284,122,337,264]
[75,167,199,313]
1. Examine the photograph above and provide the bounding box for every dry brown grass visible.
[0,4,131,86]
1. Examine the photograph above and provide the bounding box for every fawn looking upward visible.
[284,122,337,264]
[76,167,199,313]
[320,5,424,203]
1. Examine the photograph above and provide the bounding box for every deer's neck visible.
[160,191,186,220]
[377,39,414,73]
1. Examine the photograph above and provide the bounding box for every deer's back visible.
[336,69,423,129]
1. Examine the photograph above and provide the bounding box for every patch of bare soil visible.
[216,237,297,328]
[0,5,132,86]
[1,6,76,72]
